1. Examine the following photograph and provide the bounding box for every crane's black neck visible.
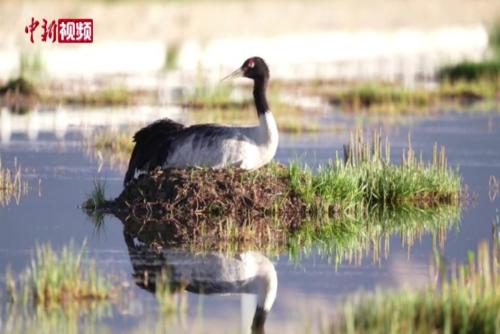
[253,78,269,116]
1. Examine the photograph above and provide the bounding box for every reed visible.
[82,179,107,210]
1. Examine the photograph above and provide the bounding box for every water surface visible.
[0,108,499,333]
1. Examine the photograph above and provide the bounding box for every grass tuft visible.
[82,179,107,211]
[6,241,113,306]
[286,130,461,215]
[333,240,500,333]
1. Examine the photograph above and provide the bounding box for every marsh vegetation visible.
[333,240,500,333]
[0,158,28,206]
[5,241,113,306]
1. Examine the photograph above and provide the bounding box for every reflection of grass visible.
[1,302,111,334]
[155,269,181,315]
[0,158,28,207]
[289,204,460,264]
[6,241,112,306]
[118,192,461,268]
[86,129,134,169]
[333,240,499,333]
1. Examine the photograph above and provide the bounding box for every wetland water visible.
[0,108,499,333]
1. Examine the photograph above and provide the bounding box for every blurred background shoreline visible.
[1,0,499,82]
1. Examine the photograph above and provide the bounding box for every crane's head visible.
[223,57,270,82]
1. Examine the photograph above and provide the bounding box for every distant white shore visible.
[0,25,489,84]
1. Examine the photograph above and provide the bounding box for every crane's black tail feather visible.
[123,119,185,186]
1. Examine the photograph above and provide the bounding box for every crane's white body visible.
[165,112,278,170]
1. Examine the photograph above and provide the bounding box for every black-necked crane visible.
[123,57,278,185]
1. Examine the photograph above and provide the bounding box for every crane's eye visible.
[248,60,255,68]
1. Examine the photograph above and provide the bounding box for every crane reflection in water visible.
[121,221,278,334]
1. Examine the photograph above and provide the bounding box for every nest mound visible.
[108,166,305,246]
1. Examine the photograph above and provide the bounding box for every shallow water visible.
[0,108,499,333]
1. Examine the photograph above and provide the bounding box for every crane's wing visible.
[124,118,185,186]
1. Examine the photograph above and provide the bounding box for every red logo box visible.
[57,19,93,43]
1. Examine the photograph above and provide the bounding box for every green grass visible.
[286,130,461,215]
[332,84,433,112]
[439,61,500,82]
[0,158,28,206]
[81,179,108,231]
[333,240,500,334]
[437,20,500,86]
[6,241,113,306]
[62,85,132,106]
[82,179,107,210]
[183,82,245,109]
[327,80,499,113]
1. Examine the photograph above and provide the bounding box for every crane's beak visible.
[221,67,244,82]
